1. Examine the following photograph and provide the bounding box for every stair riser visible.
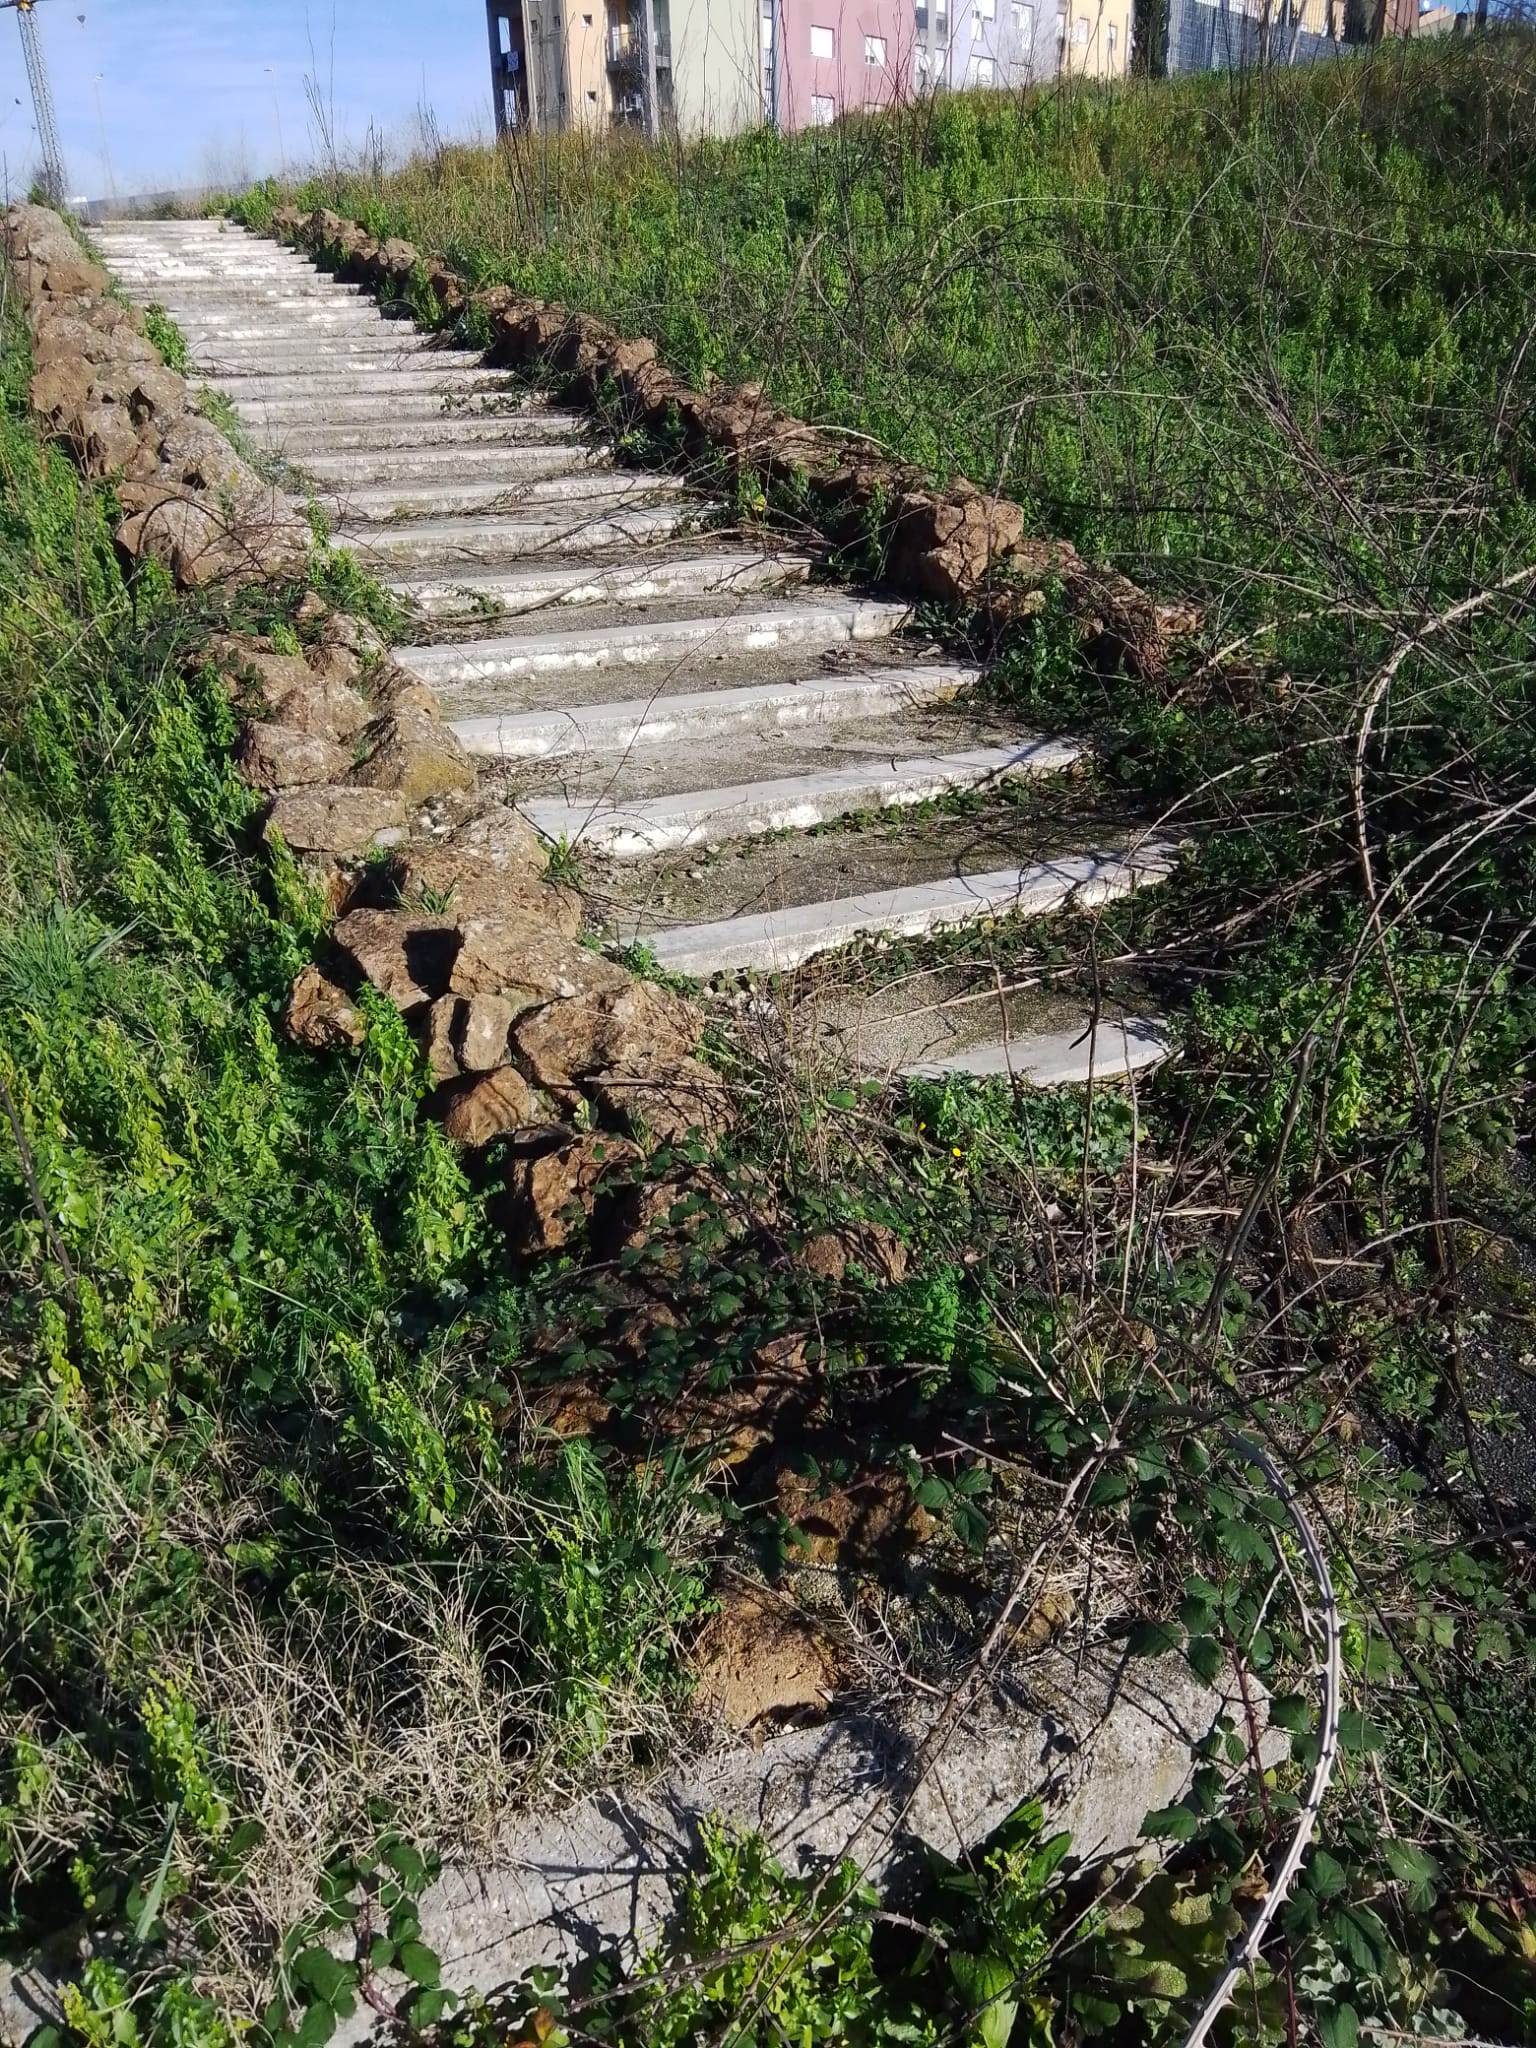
[449,670,972,758]
[402,603,909,688]
[643,850,1175,976]
[523,744,1080,858]
[403,555,809,619]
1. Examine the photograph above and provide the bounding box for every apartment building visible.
[488,0,760,135]
[913,0,1062,90]
[763,1,913,128]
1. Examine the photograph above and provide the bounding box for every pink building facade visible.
[764,0,918,130]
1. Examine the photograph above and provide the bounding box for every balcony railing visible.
[607,22,670,67]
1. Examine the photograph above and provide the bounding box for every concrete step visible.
[185,333,459,365]
[175,311,418,333]
[638,844,1175,976]
[300,442,601,486]
[449,665,975,758]
[318,470,688,524]
[228,392,531,426]
[900,1017,1170,1085]
[330,506,708,565]
[269,412,587,454]
[208,365,507,400]
[398,597,911,691]
[522,739,1079,858]
[401,549,811,620]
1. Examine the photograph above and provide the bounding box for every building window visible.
[970,52,995,79]
[865,33,887,61]
[1073,15,1089,39]
[977,0,996,14]
[810,24,835,56]
[1107,20,1117,53]
[810,91,836,120]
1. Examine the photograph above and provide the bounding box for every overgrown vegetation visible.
[4,33,1533,2048]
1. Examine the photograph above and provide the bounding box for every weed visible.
[142,303,190,376]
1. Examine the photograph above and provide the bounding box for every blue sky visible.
[0,1,493,203]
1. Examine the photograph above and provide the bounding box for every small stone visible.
[422,996,462,1085]
[800,1222,909,1287]
[456,992,516,1073]
[692,1589,841,1733]
[514,980,702,1088]
[453,801,550,876]
[499,1131,642,1256]
[589,1056,733,1149]
[350,708,475,804]
[329,906,458,1012]
[439,1065,538,1148]
[451,917,629,1013]
[263,785,407,859]
[235,722,349,792]
[284,964,366,1050]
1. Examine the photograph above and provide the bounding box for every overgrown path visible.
[93,217,1170,1086]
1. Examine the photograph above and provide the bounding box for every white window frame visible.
[810,91,837,122]
[865,32,888,62]
[810,23,835,57]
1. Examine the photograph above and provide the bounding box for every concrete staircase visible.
[91,218,1173,1089]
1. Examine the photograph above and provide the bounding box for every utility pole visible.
[640,0,661,141]
[3,0,67,205]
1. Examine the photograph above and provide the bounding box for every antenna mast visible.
[4,0,68,205]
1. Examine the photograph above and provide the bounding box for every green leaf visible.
[1128,1619,1185,1658]
[1267,1692,1313,1732]
[1337,1711,1387,1754]
[1306,1849,1348,1900]
[952,1499,990,1552]
[1141,1804,1198,1842]
[1381,1838,1438,1902]
[292,1948,352,2006]
[383,1839,427,1891]
[1318,2006,1359,2048]
[1186,1634,1224,1684]
[293,2001,336,2048]
[398,1941,441,1990]
[915,1476,950,1510]
[949,1951,1020,2048]
[405,1989,456,2029]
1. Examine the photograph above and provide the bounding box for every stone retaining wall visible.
[1,202,726,1261]
[264,204,1177,681]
